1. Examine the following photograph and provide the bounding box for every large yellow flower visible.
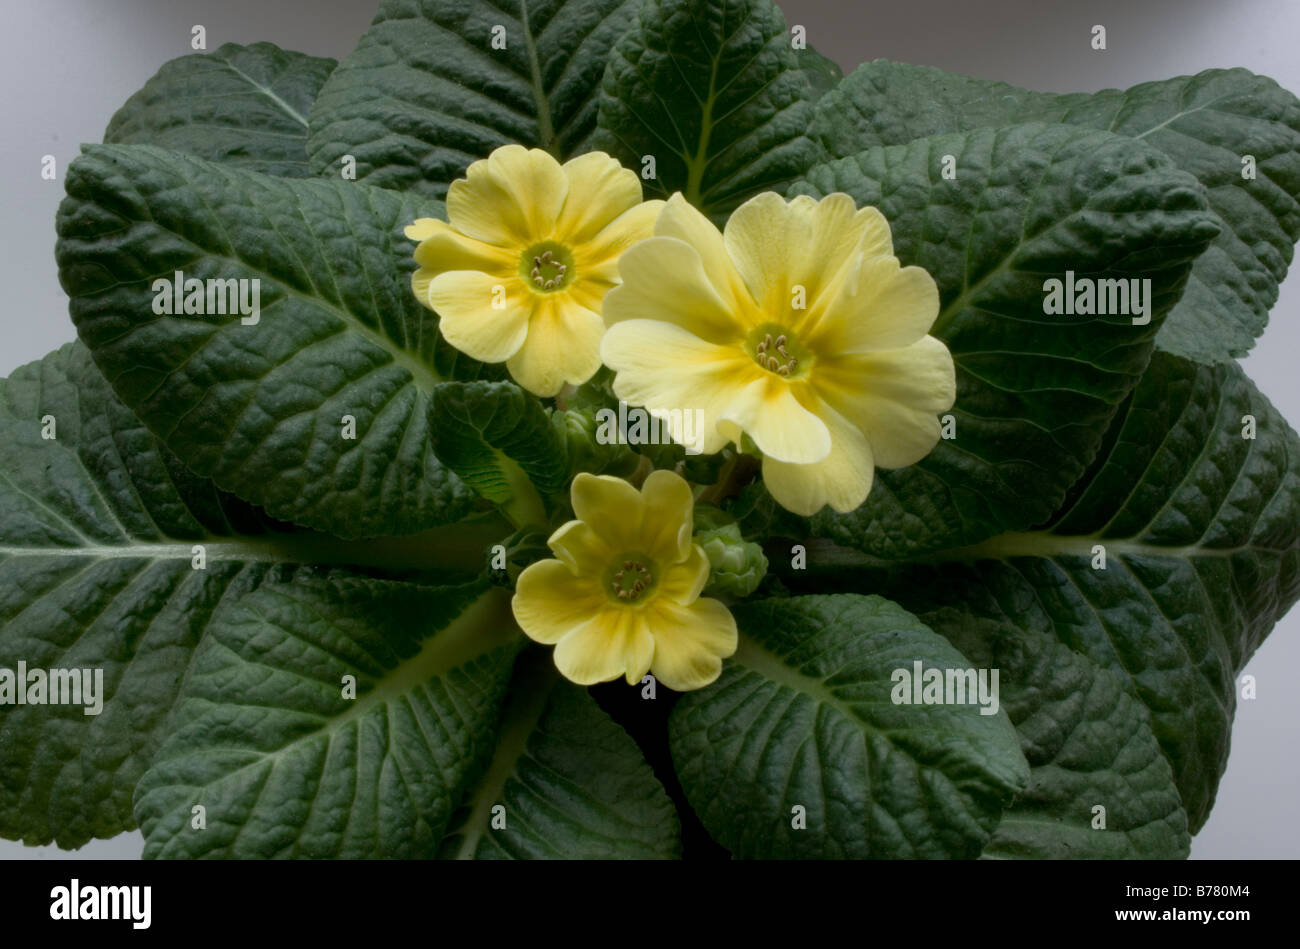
[511,470,737,692]
[406,145,662,397]
[600,192,956,516]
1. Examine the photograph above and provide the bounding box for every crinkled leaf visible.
[670,593,1029,858]
[813,61,1300,363]
[792,123,1219,558]
[56,144,498,539]
[593,0,823,216]
[134,579,522,858]
[783,351,1300,833]
[307,0,638,197]
[440,650,679,858]
[925,614,1189,859]
[431,381,568,508]
[0,344,403,848]
[794,45,842,100]
[104,42,337,177]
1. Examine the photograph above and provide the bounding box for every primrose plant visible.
[3,0,1299,860]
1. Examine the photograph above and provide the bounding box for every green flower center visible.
[746,323,811,379]
[520,241,576,293]
[606,554,657,604]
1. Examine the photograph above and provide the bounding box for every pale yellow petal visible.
[723,192,895,330]
[572,199,664,286]
[506,295,604,396]
[446,144,568,246]
[512,560,606,645]
[720,191,799,315]
[427,271,531,362]
[647,597,738,692]
[547,519,613,575]
[553,607,653,686]
[556,151,646,245]
[639,469,695,564]
[761,399,876,516]
[806,255,940,354]
[570,472,646,550]
[601,319,756,455]
[601,236,748,344]
[404,217,441,241]
[413,218,515,274]
[655,193,754,316]
[411,222,515,308]
[815,335,955,468]
[658,544,710,605]
[719,375,831,465]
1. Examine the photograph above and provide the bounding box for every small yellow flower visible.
[511,470,738,692]
[600,191,956,517]
[405,145,662,397]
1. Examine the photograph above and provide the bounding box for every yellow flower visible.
[511,470,738,691]
[405,145,662,397]
[600,191,956,517]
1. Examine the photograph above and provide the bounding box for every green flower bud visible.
[693,505,768,598]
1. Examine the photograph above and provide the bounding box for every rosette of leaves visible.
[3,0,1299,860]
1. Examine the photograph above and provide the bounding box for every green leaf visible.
[794,45,842,101]
[430,381,568,524]
[134,579,523,858]
[56,143,500,539]
[977,628,1189,859]
[593,0,823,215]
[0,343,473,848]
[306,0,639,197]
[440,649,680,858]
[670,594,1029,858]
[792,123,1219,558]
[782,351,1300,834]
[104,42,337,177]
[812,61,1300,364]
[931,616,1189,859]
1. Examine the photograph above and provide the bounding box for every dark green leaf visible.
[670,594,1028,858]
[56,144,496,539]
[441,649,680,858]
[782,351,1300,833]
[431,381,568,507]
[307,0,639,197]
[593,0,823,215]
[794,44,842,100]
[134,579,522,858]
[812,61,1300,363]
[104,42,336,177]
[0,343,465,848]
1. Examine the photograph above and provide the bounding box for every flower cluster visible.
[407,145,955,690]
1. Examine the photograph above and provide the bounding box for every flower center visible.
[746,323,811,379]
[607,554,656,604]
[520,241,576,293]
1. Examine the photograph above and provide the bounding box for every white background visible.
[1,0,1297,859]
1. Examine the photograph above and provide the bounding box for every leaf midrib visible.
[801,530,1292,570]
[153,587,520,814]
[0,515,511,572]
[217,55,311,129]
[519,0,556,152]
[449,652,558,859]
